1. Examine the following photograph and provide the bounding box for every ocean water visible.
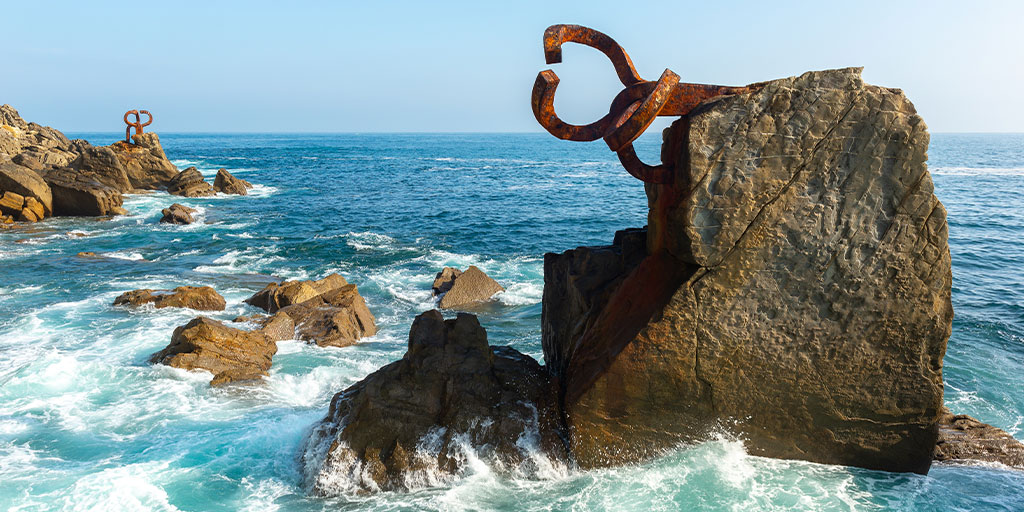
[0,131,1022,511]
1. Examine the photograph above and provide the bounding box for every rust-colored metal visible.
[123,109,153,144]
[532,24,751,184]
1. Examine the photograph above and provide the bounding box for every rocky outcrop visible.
[0,162,53,216]
[302,310,561,493]
[934,408,1024,468]
[110,132,179,190]
[65,145,133,193]
[541,68,953,474]
[114,286,226,311]
[433,265,505,309]
[168,167,215,197]
[43,168,124,217]
[213,168,252,195]
[160,203,196,224]
[150,317,275,386]
[245,274,377,347]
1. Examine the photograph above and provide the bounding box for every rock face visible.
[934,408,1024,468]
[110,132,180,190]
[543,68,953,474]
[302,310,560,493]
[433,265,505,309]
[213,168,252,195]
[168,167,215,197]
[150,317,275,386]
[114,286,226,311]
[43,168,124,217]
[160,203,196,224]
[0,162,53,216]
[245,274,377,347]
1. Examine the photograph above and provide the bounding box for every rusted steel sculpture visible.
[532,25,750,184]
[123,109,153,144]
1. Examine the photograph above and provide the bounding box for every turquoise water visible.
[1,132,1022,511]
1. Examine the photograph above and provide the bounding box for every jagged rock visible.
[168,167,215,197]
[43,168,123,216]
[302,310,561,493]
[64,145,133,192]
[434,265,505,309]
[0,105,76,169]
[150,317,275,386]
[934,408,1024,468]
[0,162,53,216]
[160,203,196,224]
[245,274,376,347]
[18,197,44,222]
[114,286,226,311]
[258,313,295,342]
[213,168,252,195]
[109,132,180,190]
[544,68,952,474]
[0,191,24,216]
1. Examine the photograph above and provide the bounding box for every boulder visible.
[18,197,44,222]
[150,317,275,386]
[65,146,133,192]
[245,274,350,314]
[434,265,505,309]
[0,191,24,216]
[160,203,196,224]
[0,162,53,216]
[109,132,180,190]
[114,286,226,311]
[302,310,561,493]
[246,274,377,347]
[258,313,295,342]
[934,408,1024,468]
[43,168,124,216]
[167,167,215,197]
[213,168,252,195]
[543,68,952,474]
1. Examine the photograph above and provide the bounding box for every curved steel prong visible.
[543,24,644,87]
[532,70,617,141]
[616,143,673,184]
[138,110,153,129]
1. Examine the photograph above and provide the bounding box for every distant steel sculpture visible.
[123,109,153,144]
[532,24,750,184]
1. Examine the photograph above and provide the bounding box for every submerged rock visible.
[433,265,505,309]
[114,286,226,311]
[934,408,1024,468]
[245,274,376,347]
[543,68,952,474]
[213,168,252,195]
[168,167,215,197]
[150,316,275,386]
[302,310,562,493]
[160,203,196,224]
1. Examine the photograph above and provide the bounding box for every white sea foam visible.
[345,231,398,251]
[931,166,1024,176]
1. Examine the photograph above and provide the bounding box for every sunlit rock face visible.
[547,68,952,474]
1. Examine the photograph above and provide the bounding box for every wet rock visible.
[245,274,350,314]
[935,408,1024,468]
[213,168,252,195]
[0,162,53,216]
[160,203,196,224]
[245,274,376,347]
[433,265,505,309]
[302,310,562,493]
[150,317,275,386]
[75,251,99,258]
[114,286,226,311]
[545,68,952,474]
[168,167,215,197]
[43,168,124,217]
[109,132,180,190]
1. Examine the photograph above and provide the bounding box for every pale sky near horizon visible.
[5,1,1023,133]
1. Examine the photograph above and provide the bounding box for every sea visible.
[0,131,1022,511]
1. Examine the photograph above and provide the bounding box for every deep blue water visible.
[0,132,1022,511]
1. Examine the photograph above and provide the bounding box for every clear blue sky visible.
[5,1,1023,133]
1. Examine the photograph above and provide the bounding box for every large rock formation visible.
[544,68,952,474]
[213,168,252,195]
[110,133,180,190]
[433,265,505,309]
[245,274,377,347]
[43,168,125,217]
[150,317,275,386]
[302,310,560,493]
[934,408,1024,468]
[114,286,226,311]
[168,167,215,197]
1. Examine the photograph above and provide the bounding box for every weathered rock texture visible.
[168,167,215,197]
[213,168,252,195]
[433,265,505,309]
[934,408,1024,468]
[150,316,275,386]
[245,274,377,347]
[544,68,953,474]
[114,286,226,311]
[110,133,180,190]
[160,203,196,224]
[302,310,560,493]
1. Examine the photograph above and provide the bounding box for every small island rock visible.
[168,167,215,197]
[433,265,504,309]
[150,316,275,386]
[160,203,196,224]
[114,286,226,311]
[213,168,252,195]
